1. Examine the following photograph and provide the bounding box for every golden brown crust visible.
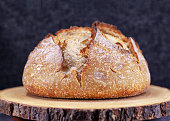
[93,21,124,36]
[22,22,150,99]
[55,26,92,36]
[93,21,128,42]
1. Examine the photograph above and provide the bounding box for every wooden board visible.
[0,85,170,121]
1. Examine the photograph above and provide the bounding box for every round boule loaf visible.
[22,21,150,99]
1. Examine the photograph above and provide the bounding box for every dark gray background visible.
[0,0,170,120]
[0,0,170,89]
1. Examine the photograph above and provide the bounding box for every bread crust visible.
[55,26,92,37]
[23,22,150,99]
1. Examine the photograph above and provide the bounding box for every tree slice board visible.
[0,85,170,121]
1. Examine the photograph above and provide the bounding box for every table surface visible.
[0,113,170,121]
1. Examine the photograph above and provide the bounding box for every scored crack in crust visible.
[54,26,92,87]
[22,21,151,99]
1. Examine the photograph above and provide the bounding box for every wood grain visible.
[0,85,170,121]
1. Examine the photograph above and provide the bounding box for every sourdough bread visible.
[22,21,150,98]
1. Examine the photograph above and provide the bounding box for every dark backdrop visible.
[0,0,170,90]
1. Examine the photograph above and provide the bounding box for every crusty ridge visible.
[93,21,127,39]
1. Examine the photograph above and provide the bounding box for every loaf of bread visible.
[22,21,150,99]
